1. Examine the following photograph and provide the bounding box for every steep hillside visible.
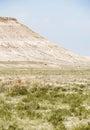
[0,17,90,66]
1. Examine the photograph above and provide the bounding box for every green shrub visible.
[55,122,67,130]
[8,86,29,96]
[73,123,90,130]
[8,122,23,130]
[48,109,69,127]
[0,102,12,121]
[16,101,41,119]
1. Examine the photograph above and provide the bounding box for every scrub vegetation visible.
[0,64,90,130]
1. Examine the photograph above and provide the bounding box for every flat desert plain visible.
[0,61,90,130]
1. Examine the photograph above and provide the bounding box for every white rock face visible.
[0,17,90,66]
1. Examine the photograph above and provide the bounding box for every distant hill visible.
[0,17,90,67]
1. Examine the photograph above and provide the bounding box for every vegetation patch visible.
[0,67,90,130]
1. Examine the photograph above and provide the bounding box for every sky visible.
[0,0,90,56]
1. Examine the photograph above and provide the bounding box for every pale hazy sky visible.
[0,0,90,56]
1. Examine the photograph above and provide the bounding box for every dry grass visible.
[0,62,90,130]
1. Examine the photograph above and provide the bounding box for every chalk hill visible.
[0,17,90,66]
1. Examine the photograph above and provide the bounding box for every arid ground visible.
[0,62,90,130]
